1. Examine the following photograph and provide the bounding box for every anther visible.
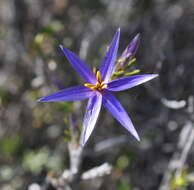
[96,71,102,83]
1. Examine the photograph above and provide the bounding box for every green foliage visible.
[55,102,73,113]
[41,21,63,34]
[23,147,49,174]
[33,21,63,46]
[0,88,12,105]
[170,167,192,190]
[23,147,63,174]
[0,166,13,181]
[31,20,63,56]
[117,179,132,190]
[116,155,130,170]
[0,135,22,157]
[64,128,71,142]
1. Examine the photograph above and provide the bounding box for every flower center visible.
[84,71,107,91]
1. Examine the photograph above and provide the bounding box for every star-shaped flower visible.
[38,29,158,146]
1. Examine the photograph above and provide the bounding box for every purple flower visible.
[116,33,140,71]
[38,29,158,146]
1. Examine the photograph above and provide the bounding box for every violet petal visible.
[60,45,96,83]
[107,74,158,91]
[102,91,140,141]
[38,85,94,102]
[82,93,102,146]
[99,29,120,82]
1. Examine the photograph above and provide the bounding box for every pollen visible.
[84,71,106,91]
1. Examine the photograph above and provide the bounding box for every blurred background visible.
[0,0,194,189]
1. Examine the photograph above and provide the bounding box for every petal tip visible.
[59,44,64,51]
[81,135,88,147]
[37,96,51,102]
[132,129,140,142]
[37,97,44,102]
[134,34,140,44]
[136,134,141,142]
[81,140,86,147]
[152,74,159,78]
[135,33,140,39]
[82,133,93,146]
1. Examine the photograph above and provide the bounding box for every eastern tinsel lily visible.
[38,29,158,146]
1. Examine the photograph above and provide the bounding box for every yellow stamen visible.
[84,71,106,91]
[84,83,96,89]
[93,67,97,74]
[101,83,107,88]
[96,71,102,83]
